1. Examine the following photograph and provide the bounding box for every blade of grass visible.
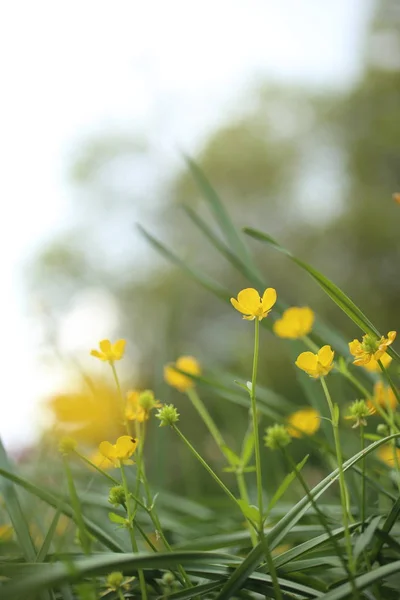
[0,439,36,562]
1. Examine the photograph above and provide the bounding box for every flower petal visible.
[299,307,314,335]
[99,339,112,353]
[318,345,334,368]
[99,441,116,460]
[112,339,126,359]
[348,339,362,356]
[261,288,277,312]
[295,351,318,372]
[230,297,251,315]
[237,288,261,312]
[90,349,106,360]
[115,435,138,458]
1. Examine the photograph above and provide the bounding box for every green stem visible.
[74,451,119,485]
[186,388,226,449]
[117,589,125,600]
[236,471,258,547]
[320,377,354,573]
[110,361,132,435]
[119,462,148,600]
[360,425,366,531]
[63,457,91,555]
[250,318,263,528]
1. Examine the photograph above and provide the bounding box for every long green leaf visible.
[317,560,400,599]
[216,433,400,599]
[0,551,235,600]
[244,227,400,363]
[0,439,36,562]
[0,467,125,553]
[370,493,400,563]
[137,225,230,301]
[265,455,309,517]
[35,507,62,562]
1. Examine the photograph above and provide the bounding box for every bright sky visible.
[0,0,372,450]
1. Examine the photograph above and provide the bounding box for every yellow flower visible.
[287,408,321,438]
[164,356,201,392]
[90,339,126,362]
[273,307,314,339]
[99,435,138,465]
[378,444,400,467]
[230,288,277,321]
[393,192,400,205]
[125,390,147,422]
[363,352,392,372]
[88,449,115,470]
[367,381,397,414]
[349,331,396,366]
[295,345,334,379]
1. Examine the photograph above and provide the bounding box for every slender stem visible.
[74,451,119,485]
[250,318,263,528]
[119,462,148,600]
[172,424,240,510]
[360,425,366,532]
[186,388,226,449]
[281,447,359,597]
[320,377,354,573]
[117,590,125,600]
[236,471,257,547]
[63,457,91,554]
[110,361,133,435]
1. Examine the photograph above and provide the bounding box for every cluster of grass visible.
[1,159,399,599]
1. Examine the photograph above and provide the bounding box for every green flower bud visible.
[156,404,180,427]
[58,437,77,455]
[139,389,161,411]
[161,572,175,586]
[346,399,372,428]
[108,485,125,506]
[264,424,291,450]
[377,424,389,436]
[106,571,124,591]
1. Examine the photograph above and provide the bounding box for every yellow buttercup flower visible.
[99,435,138,465]
[164,356,201,392]
[287,408,321,438]
[273,307,314,339]
[363,352,392,373]
[230,288,277,321]
[90,339,126,362]
[295,345,334,379]
[367,381,397,414]
[378,444,400,467]
[349,331,396,366]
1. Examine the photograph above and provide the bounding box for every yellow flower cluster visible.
[349,332,396,366]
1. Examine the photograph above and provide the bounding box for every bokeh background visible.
[1,0,399,482]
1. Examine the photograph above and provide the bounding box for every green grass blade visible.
[216,433,400,599]
[0,467,125,552]
[157,580,222,599]
[137,225,230,300]
[35,507,62,562]
[317,560,400,599]
[244,227,400,363]
[265,455,309,518]
[369,494,400,563]
[184,156,257,270]
[0,551,236,600]
[0,439,36,561]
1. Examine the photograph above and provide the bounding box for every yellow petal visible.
[230,297,251,315]
[261,288,277,312]
[299,307,314,335]
[287,408,320,438]
[115,435,138,458]
[348,339,362,356]
[236,288,261,312]
[112,339,126,359]
[318,345,334,367]
[176,356,201,376]
[387,331,397,344]
[273,317,297,339]
[90,349,106,360]
[295,352,318,372]
[99,339,112,354]
[99,441,116,460]
[363,352,392,372]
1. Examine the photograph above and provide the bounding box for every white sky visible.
[0,0,372,450]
